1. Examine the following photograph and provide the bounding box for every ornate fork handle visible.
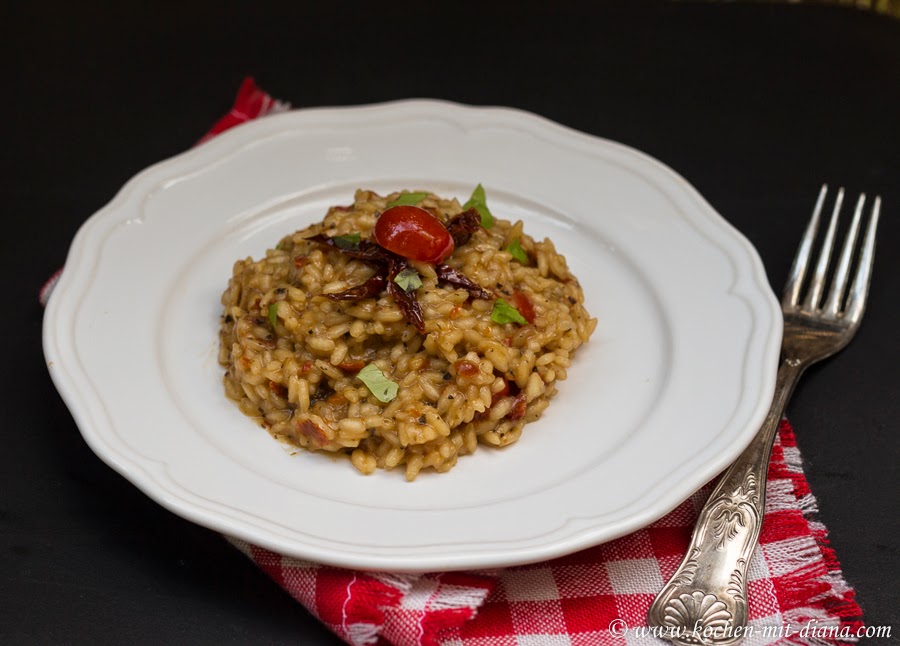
[649,186,880,644]
[647,358,804,645]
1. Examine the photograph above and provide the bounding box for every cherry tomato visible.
[373,205,454,263]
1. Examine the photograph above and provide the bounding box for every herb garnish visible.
[357,364,399,403]
[268,302,279,328]
[491,298,527,325]
[393,268,423,293]
[463,183,494,229]
[386,192,429,208]
[506,237,528,264]
[332,233,361,250]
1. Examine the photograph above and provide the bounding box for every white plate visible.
[43,100,781,571]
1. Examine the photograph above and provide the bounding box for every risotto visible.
[218,188,596,480]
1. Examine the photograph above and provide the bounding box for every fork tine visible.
[783,184,828,307]
[802,187,844,310]
[845,196,881,323]
[823,194,865,316]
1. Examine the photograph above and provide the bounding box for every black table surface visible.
[3,3,898,644]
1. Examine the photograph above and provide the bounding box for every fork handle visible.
[648,358,804,645]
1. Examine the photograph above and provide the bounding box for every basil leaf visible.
[268,302,279,328]
[333,233,361,250]
[387,192,429,208]
[491,298,527,325]
[357,363,399,403]
[394,268,423,293]
[462,183,494,228]
[468,183,486,206]
[506,237,528,264]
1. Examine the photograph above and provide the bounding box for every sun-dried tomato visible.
[508,392,527,420]
[327,392,348,406]
[445,208,482,247]
[512,291,536,324]
[296,419,328,447]
[307,234,393,264]
[454,359,480,377]
[435,264,492,301]
[387,258,425,333]
[337,360,366,375]
[492,380,511,405]
[306,228,488,335]
[268,381,288,398]
[325,274,387,301]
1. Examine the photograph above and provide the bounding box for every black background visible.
[3,2,898,644]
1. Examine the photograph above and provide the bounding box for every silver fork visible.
[648,185,881,645]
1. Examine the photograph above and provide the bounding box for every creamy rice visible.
[218,189,596,480]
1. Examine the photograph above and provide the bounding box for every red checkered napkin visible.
[44,79,864,645]
[229,422,862,646]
